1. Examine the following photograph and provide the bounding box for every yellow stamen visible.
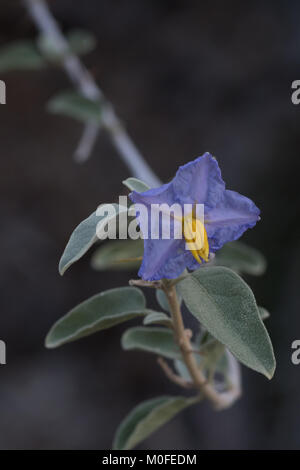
[183,212,209,264]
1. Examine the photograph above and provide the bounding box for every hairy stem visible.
[162,283,241,410]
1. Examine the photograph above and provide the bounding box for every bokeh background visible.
[0,0,299,449]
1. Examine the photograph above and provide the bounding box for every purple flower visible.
[130,153,260,281]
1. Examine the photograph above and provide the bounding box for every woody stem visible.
[162,283,240,410]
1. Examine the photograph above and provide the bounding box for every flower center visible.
[182,212,209,264]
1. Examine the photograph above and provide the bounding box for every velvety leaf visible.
[215,241,267,276]
[91,239,143,271]
[122,177,150,193]
[45,287,146,348]
[0,41,44,72]
[113,395,196,450]
[59,203,127,275]
[177,267,275,378]
[155,289,170,313]
[143,311,173,327]
[47,90,102,123]
[121,326,180,360]
[155,289,182,314]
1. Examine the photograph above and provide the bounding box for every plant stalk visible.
[162,283,241,410]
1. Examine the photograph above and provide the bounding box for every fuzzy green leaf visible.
[91,239,143,271]
[143,311,173,327]
[113,395,196,450]
[0,40,44,72]
[122,177,150,193]
[59,203,127,275]
[48,90,102,123]
[178,267,275,378]
[215,241,267,276]
[38,29,96,62]
[45,287,146,348]
[155,289,182,313]
[155,289,170,313]
[121,326,180,360]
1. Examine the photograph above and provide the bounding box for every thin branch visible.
[74,122,101,163]
[162,283,241,410]
[157,357,194,390]
[129,279,162,289]
[24,0,160,187]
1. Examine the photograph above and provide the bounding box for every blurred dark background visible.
[0,0,299,449]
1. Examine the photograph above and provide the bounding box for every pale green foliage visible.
[45,287,146,348]
[48,90,102,124]
[178,267,275,378]
[0,30,96,73]
[143,311,173,327]
[121,326,180,360]
[0,41,44,72]
[122,177,150,193]
[59,203,127,275]
[215,240,267,276]
[113,395,197,450]
[91,239,143,271]
[155,289,170,312]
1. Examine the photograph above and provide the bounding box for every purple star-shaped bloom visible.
[130,153,260,281]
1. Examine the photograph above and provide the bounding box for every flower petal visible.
[131,189,188,280]
[173,153,225,208]
[129,153,260,280]
[205,189,260,251]
[130,182,175,208]
[138,238,187,280]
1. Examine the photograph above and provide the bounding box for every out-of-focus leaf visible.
[0,41,44,72]
[174,334,224,383]
[258,306,270,321]
[178,267,275,379]
[143,311,173,327]
[123,177,150,193]
[200,339,225,381]
[37,34,63,62]
[121,326,180,360]
[155,289,170,313]
[91,239,143,271]
[174,359,195,382]
[215,240,267,276]
[38,29,96,62]
[155,289,182,313]
[48,90,102,123]
[67,29,97,55]
[216,351,232,387]
[45,287,146,348]
[59,203,127,275]
[113,395,197,450]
